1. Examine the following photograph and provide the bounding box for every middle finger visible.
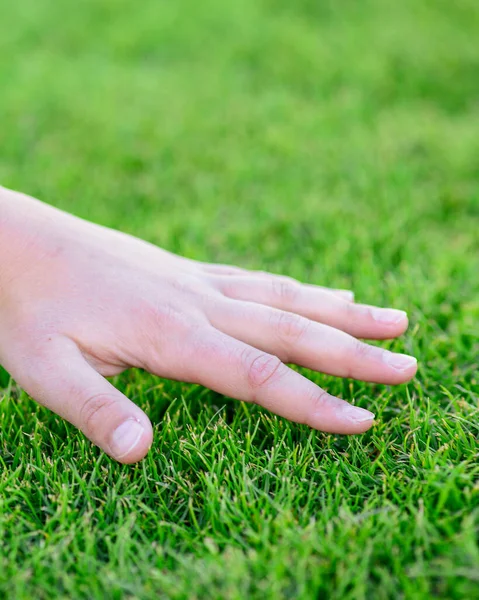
[211,275,409,340]
[208,299,418,385]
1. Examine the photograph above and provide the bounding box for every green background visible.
[1,0,478,598]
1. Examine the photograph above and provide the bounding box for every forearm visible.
[0,187,29,284]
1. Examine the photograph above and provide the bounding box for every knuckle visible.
[243,349,283,389]
[352,339,373,361]
[345,300,359,323]
[180,327,227,379]
[79,393,118,438]
[274,311,310,342]
[271,277,300,305]
[172,275,209,298]
[308,388,330,417]
[143,313,206,377]
[172,275,219,310]
[187,327,219,361]
[155,303,187,330]
[144,299,200,336]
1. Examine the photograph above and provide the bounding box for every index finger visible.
[182,327,375,434]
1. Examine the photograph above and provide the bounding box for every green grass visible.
[1,0,479,597]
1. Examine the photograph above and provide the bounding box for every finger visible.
[181,327,376,434]
[213,275,407,339]
[15,336,153,464]
[208,300,417,385]
[201,265,355,301]
[200,263,249,276]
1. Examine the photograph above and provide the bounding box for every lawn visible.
[1,0,478,598]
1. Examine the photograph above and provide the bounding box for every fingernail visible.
[383,353,417,371]
[110,419,144,459]
[338,290,355,302]
[342,405,375,423]
[371,308,407,324]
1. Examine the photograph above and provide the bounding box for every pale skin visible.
[0,186,418,463]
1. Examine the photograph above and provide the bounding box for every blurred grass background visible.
[1,0,478,598]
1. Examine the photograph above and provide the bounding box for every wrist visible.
[0,187,50,287]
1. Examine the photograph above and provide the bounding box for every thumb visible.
[15,336,153,464]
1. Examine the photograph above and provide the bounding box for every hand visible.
[0,188,417,463]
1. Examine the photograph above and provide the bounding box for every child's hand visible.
[0,188,417,463]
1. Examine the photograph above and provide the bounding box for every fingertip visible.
[361,307,410,340]
[370,307,409,330]
[308,392,376,435]
[337,403,376,434]
[382,353,418,383]
[319,288,355,302]
[109,416,153,464]
[393,313,410,337]
[337,290,355,302]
